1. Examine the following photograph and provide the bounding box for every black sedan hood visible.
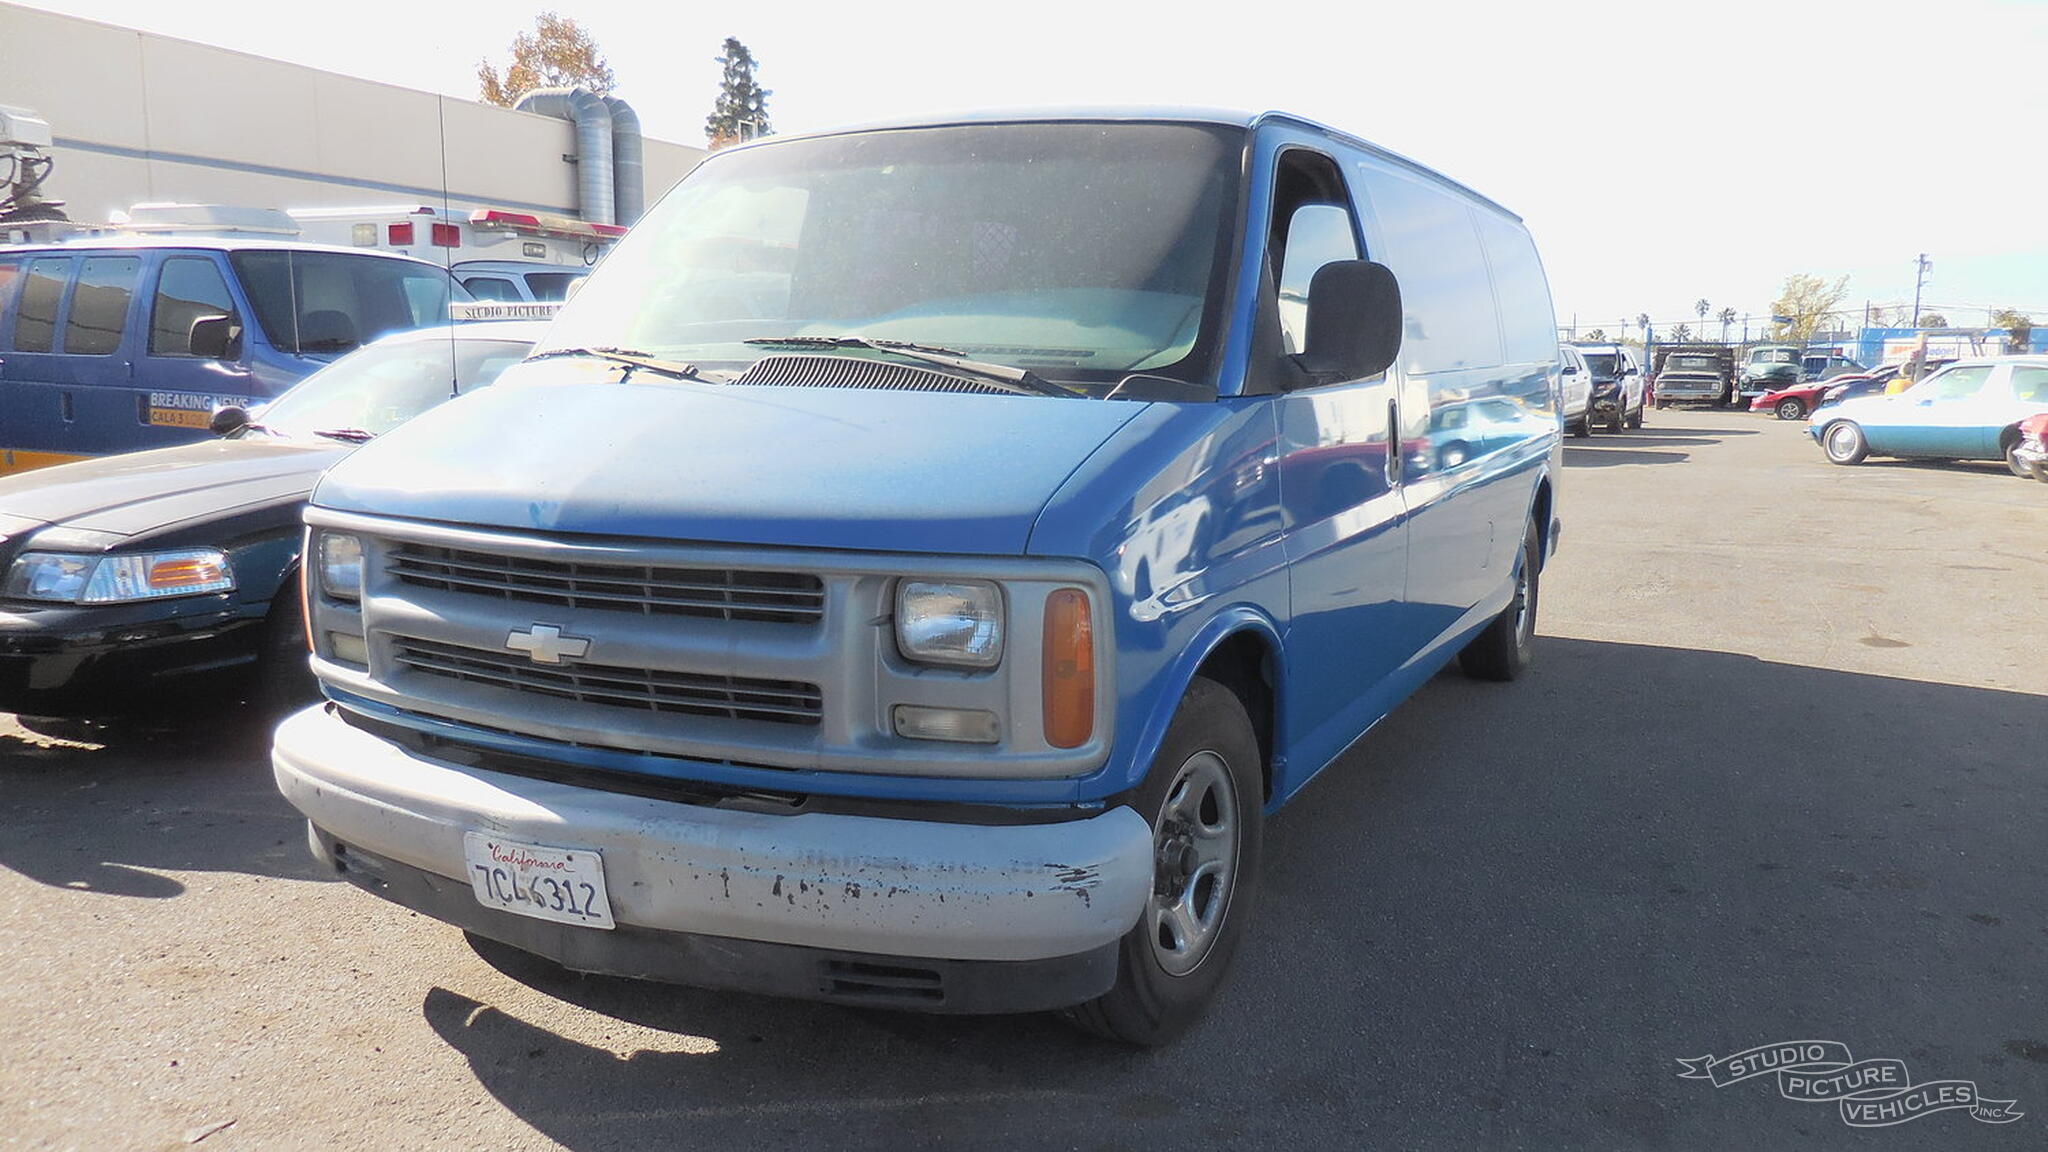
[0,439,344,543]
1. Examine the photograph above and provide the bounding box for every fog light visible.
[893,705,1000,744]
[326,630,369,667]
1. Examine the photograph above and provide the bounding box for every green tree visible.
[1583,328,1607,343]
[477,12,616,106]
[1717,307,1736,341]
[1917,312,1949,329]
[1991,307,2035,353]
[1768,273,1849,343]
[1672,323,1694,342]
[705,38,772,149]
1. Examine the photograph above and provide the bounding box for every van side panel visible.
[1352,158,1558,661]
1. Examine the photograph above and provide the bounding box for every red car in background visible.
[2012,411,2048,481]
[1752,372,1878,420]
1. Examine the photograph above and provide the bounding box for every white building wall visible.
[0,2,705,226]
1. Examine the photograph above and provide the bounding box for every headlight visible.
[317,532,364,600]
[896,579,1003,668]
[2,549,235,604]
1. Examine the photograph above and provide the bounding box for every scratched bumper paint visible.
[272,706,1153,962]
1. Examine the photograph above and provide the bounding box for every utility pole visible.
[1910,253,1932,327]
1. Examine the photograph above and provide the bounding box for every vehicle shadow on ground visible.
[422,638,2048,1150]
[1565,446,1688,467]
[0,706,330,897]
[1637,422,1762,437]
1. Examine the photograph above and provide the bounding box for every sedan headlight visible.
[896,579,1003,668]
[2,548,235,604]
[317,532,364,600]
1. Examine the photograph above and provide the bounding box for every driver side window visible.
[1914,365,1992,402]
[1276,203,1359,356]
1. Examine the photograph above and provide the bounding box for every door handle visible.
[1386,398,1402,487]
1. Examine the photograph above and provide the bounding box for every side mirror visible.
[1562,364,1580,375]
[188,315,239,360]
[1296,260,1402,384]
[208,405,250,436]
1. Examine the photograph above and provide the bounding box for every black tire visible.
[1627,399,1644,429]
[1569,416,1590,439]
[1459,519,1539,682]
[1775,398,1806,421]
[1065,676,1262,1046]
[1821,420,1869,466]
[256,586,320,714]
[1606,403,1624,433]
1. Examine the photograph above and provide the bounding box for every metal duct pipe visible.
[513,87,614,226]
[602,96,644,227]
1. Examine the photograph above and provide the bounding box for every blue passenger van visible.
[0,240,465,474]
[272,109,1563,1044]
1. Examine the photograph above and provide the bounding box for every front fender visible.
[1109,606,1287,809]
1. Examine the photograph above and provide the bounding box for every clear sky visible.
[19,0,2048,334]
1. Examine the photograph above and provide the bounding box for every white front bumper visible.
[271,706,1152,962]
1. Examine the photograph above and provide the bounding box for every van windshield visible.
[228,251,463,356]
[539,121,1245,389]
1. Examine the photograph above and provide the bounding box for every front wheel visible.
[1775,398,1807,421]
[1627,400,1645,429]
[1569,416,1590,439]
[1459,519,1539,681]
[1821,421,1869,465]
[257,586,320,714]
[1065,677,1262,1046]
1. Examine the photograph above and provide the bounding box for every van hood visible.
[313,377,1151,555]
[0,439,342,543]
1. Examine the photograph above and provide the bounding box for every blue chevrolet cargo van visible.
[0,239,465,474]
[272,109,1564,1043]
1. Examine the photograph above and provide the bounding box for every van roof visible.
[721,106,1522,221]
[0,236,455,265]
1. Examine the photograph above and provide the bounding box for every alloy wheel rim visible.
[1148,750,1240,976]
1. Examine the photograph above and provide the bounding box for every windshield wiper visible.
[528,346,718,384]
[310,428,376,444]
[743,336,1076,398]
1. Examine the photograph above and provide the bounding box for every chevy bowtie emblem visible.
[505,624,591,664]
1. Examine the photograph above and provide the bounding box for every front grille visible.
[391,637,823,726]
[390,544,824,625]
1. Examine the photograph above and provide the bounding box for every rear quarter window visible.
[2011,366,2048,403]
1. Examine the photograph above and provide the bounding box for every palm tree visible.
[1695,299,1710,332]
[1717,307,1736,342]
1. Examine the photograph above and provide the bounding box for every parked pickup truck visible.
[1651,344,1738,407]
[271,109,1565,1045]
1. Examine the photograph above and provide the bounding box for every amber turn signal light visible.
[1042,589,1093,748]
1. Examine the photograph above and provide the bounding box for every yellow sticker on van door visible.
[147,391,251,429]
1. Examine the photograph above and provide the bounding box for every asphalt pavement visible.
[4,410,2045,1150]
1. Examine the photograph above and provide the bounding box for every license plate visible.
[463,832,615,929]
